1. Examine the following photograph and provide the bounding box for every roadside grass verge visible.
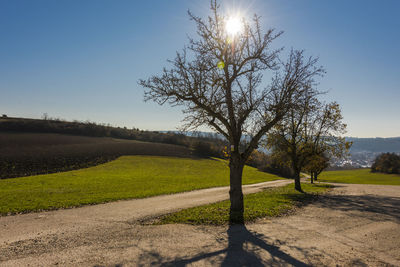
[318,168,400,185]
[0,156,283,215]
[157,183,333,225]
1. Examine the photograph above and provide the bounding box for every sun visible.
[225,16,242,37]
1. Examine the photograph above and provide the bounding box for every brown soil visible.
[1,183,399,266]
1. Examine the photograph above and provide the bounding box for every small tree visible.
[139,0,323,223]
[268,96,348,191]
[304,153,329,183]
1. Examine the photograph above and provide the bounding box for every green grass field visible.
[0,156,283,215]
[158,183,332,225]
[318,168,400,185]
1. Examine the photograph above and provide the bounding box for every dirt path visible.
[1,182,399,266]
[0,179,291,248]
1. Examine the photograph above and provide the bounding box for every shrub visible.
[192,141,222,158]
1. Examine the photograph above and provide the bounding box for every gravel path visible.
[1,182,399,266]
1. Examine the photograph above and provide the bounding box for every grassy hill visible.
[0,117,229,178]
[318,168,400,185]
[0,155,283,215]
[0,132,192,179]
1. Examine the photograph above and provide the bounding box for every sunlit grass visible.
[318,168,400,185]
[0,156,283,215]
[158,183,332,225]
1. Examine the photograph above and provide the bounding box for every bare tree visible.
[139,0,323,223]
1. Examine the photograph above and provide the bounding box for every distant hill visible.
[0,116,185,143]
[347,137,400,153]
[333,137,400,169]
[0,116,226,150]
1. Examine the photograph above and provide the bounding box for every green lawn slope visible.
[0,155,283,215]
[318,168,400,185]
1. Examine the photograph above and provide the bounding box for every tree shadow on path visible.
[160,224,310,266]
[315,193,400,222]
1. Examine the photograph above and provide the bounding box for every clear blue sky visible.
[1,0,399,138]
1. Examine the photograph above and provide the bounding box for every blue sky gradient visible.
[1,0,399,137]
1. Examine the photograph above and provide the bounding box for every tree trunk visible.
[294,173,302,191]
[310,173,314,184]
[229,154,245,224]
[293,166,302,192]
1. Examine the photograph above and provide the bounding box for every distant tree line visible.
[371,153,400,174]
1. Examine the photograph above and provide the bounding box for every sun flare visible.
[225,16,242,36]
